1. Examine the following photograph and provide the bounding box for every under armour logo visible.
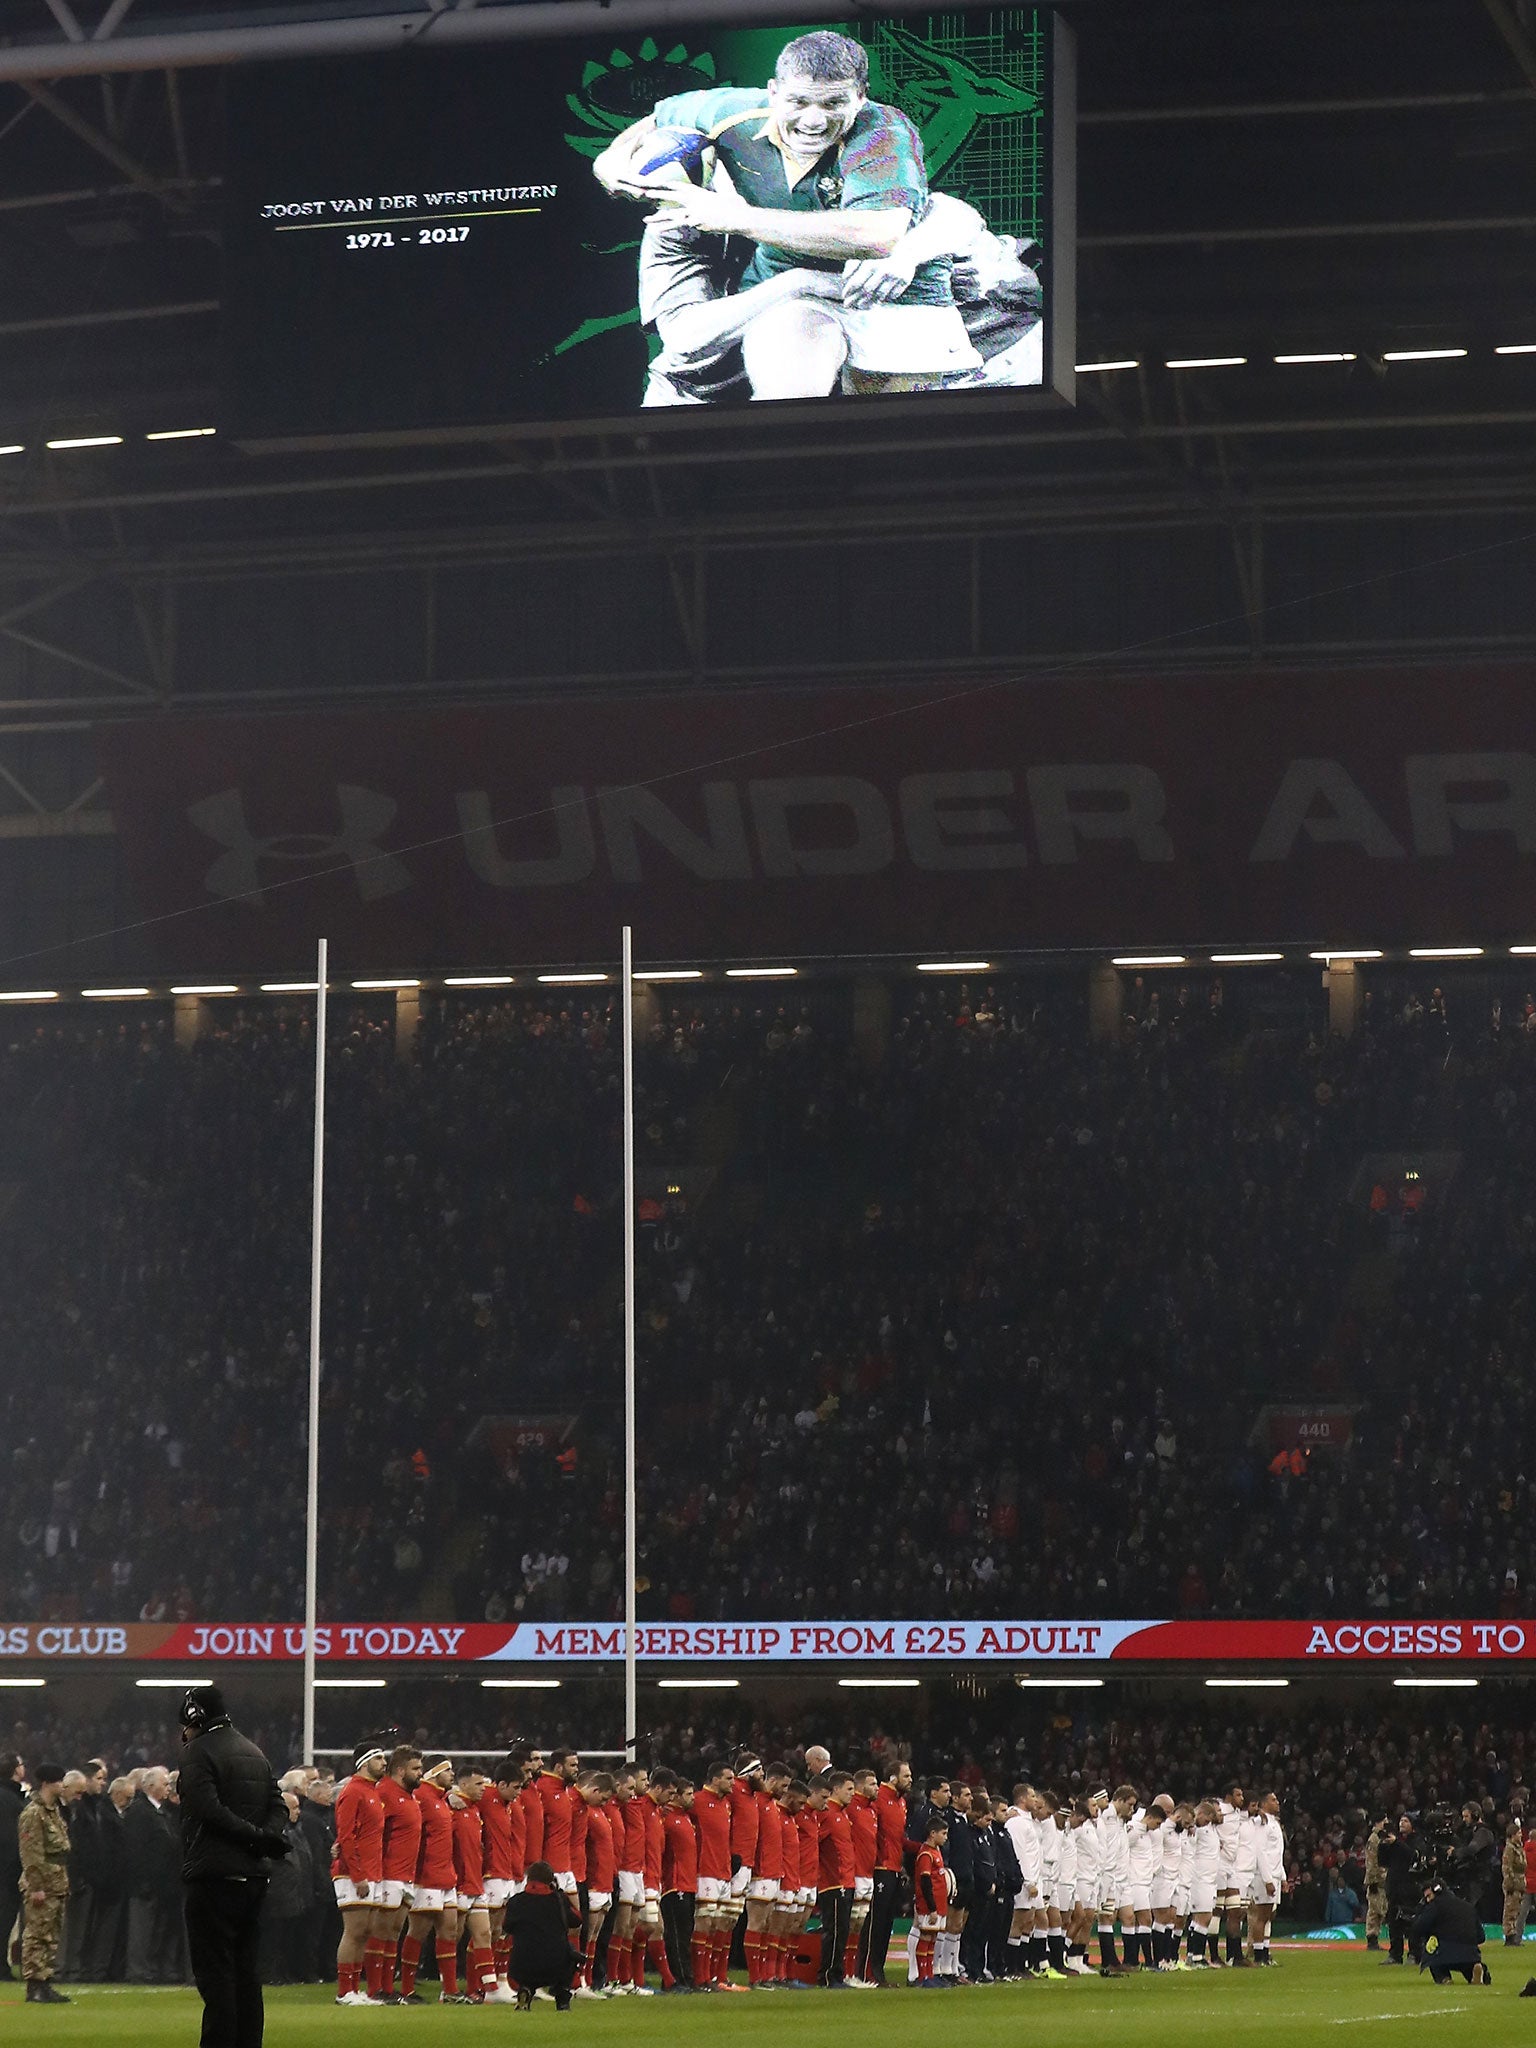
[188,786,412,904]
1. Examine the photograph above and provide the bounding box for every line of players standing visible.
[327,1739,1287,2005]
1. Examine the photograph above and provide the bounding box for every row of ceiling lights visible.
[0,1673,1482,1691]
[6,344,1530,452]
[0,428,215,455]
[1078,344,1536,372]
[0,949,1530,1004]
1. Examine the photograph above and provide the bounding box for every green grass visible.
[3,1954,1534,2046]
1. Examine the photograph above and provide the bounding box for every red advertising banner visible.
[95,664,1536,973]
[4,1618,1535,1665]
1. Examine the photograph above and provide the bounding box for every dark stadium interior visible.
[2,0,1536,2016]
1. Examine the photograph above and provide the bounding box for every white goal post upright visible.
[622,926,638,1765]
[303,937,329,1769]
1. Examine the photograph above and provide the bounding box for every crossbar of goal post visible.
[302,937,328,1770]
[311,1749,631,1763]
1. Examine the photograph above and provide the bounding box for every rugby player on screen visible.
[594,29,982,397]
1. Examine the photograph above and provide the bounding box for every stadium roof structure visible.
[0,0,1527,777]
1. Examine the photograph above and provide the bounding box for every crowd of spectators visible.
[3,964,1536,1626]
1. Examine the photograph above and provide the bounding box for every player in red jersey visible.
[370,1744,423,2003]
[863,1756,912,1983]
[515,1746,545,1874]
[576,1773,616,1996]
[405,1754,460,2002]
[912,1815,950,1985]
[491,1755,530,1995]
[843,1766,880,1987]
[608,1767,656,1996]
[744,1761,788,1986]
[763,1776,801,1984]
[727,1750,763,1983]
[536,1746,581,1902]
[478,1762,519,2004]
[331,1741,388,2005]
[568,1776,591,1985]
[635,1767,673,1990]
[796,1777,825,1970]
[660,1776,698,1988]
[450,1766,503,2004]
[691,1758,735,1989]
[816,1772,857,1988]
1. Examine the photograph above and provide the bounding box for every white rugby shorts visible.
[748,1876,780,1902]
[586,1890,612,1913]
[617,1871,645,1907]
[728,1865,752,1900]
[551,1870,578,1898]
[837,304,983,376]
[376,1879,412,1911]
[697,1875,730,1905]
[484,1879,511,1909]
[1124,1883,1152,1915]
[332,1876,377,1908]
[410,1886,451,1914]
[853,1876,874,1905]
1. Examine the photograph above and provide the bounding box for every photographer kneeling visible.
[1412,1881,1492,1987]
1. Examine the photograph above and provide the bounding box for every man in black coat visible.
[124,1765,183,1982]
[297,1776,340,1983]
[1412,1883,1491,1984]
[990,1800,1024,1979]
[59,1761,108,1981]
[1,1752,26,1980]
[504,1862,581,2010]
[257,1792,314,1986]
[176,1683,290,2048]
[83,1779,132,1982]
[1379,1815,1423,1967]
[959,1799,997,1982]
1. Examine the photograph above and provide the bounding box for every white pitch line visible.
[1330,2008,1470,2023]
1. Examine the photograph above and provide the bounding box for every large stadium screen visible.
[222,6,1073,442]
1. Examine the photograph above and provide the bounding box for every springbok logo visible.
[189,786,412,905]
[870,24,1040,184]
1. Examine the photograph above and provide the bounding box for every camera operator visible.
[1451,1803,1497,1914]
[1378,1814,1422,1966]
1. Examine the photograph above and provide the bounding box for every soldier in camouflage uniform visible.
[17,1763,78,2004]
[1364,1820,1388,1948]
[1502,1822,1527,1946]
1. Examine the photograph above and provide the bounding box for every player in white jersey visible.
[1147,1796,1181,1969]
[1216,1783,1252,1966]
[1004,1785,1043,1976]
[1048,1798,1077,1977]
[1033,1790,1064,1977]
[1248,1793,1285,1965]
[1097,1785,1138,1974]
[1123,1802,1162,1969]
[1171,1804,1196,1969]
[1187,1800,1223,1966]
[1069,1796,1101,1973]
